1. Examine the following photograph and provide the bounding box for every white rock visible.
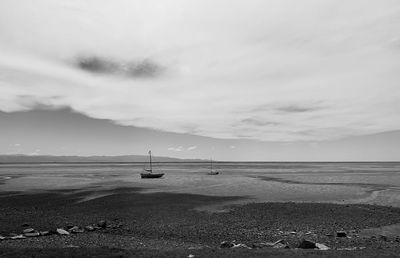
[316,243,330,250]
[24,232,40,237]
[11,234,26,240]
[56,228,70,235]
[23,228,35,234]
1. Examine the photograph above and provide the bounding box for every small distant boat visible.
[207,158,219,175]
[140,150,164,179]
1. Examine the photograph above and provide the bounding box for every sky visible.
[0,0,399,160]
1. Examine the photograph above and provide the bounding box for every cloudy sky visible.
[0,0,399,160]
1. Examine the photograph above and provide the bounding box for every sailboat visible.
[207,158,219,175]
[140,150,164,179]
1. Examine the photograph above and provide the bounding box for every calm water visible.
[1,162,400,208]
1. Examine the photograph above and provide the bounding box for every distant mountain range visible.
[0,155,206,163]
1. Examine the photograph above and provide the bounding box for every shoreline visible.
[1,188,400,257]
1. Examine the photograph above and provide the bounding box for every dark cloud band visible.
[76,56,165,78]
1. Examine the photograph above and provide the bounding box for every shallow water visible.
[0,162,399,207]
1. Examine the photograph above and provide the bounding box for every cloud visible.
[0,0,400,141]
[167,146,184,152]
[76,56,165,78]
[187,146,197,151]
[276,105,322,113]
[240,118,280,127]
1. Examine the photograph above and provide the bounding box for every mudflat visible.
[0,187,400,257]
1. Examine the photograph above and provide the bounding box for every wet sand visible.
[1,187,400,257]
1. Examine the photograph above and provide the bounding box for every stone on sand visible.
[56,228,70,235]
[315,243,330,250]
[24,232,40,237]
[10,234,26,240]
[298,239,317,249]
[85,225,95,231]
[69,226,84,233]
[22,228,35,234]
[220,241,234,248]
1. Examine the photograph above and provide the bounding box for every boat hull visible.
[207,171,219,175]
[140,173,164,179]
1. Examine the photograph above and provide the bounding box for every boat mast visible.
[149,150,152,172]
[211,158,213,171]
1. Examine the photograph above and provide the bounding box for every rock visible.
[274,242,289,249]
[188,255,195,258]
[269,240,289,249]
[254,239,288,249]
[0,235,6,240]
[315,243,330,250]
[232,243,251,249]
[10,234,26,240]
[40,231,50,236]
[68,226,78,232]
[85,225,95,231]
[220,241,234,248]
[298,239,317,249]
[56,228,70,235]
[69,226,84,233]
[97,220,107,228]
[24,232,40,237]
[23,228,35,234]
[336,231,347,237]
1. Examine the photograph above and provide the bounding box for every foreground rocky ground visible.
[1,187,400,257]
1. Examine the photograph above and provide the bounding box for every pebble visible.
[22,228,35,234]
[69,226,84,233]
[315,243,330,250]
[232,243,251,249]
[85,225,95,231]
[56,228,70,235]
[24,232,40,237]
[10,234,26,240]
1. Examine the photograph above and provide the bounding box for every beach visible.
[1,162,400,257]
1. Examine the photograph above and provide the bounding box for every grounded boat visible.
[207,158,219,175]
[140,151,164,179]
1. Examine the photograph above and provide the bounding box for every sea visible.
[1,162,400,208]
